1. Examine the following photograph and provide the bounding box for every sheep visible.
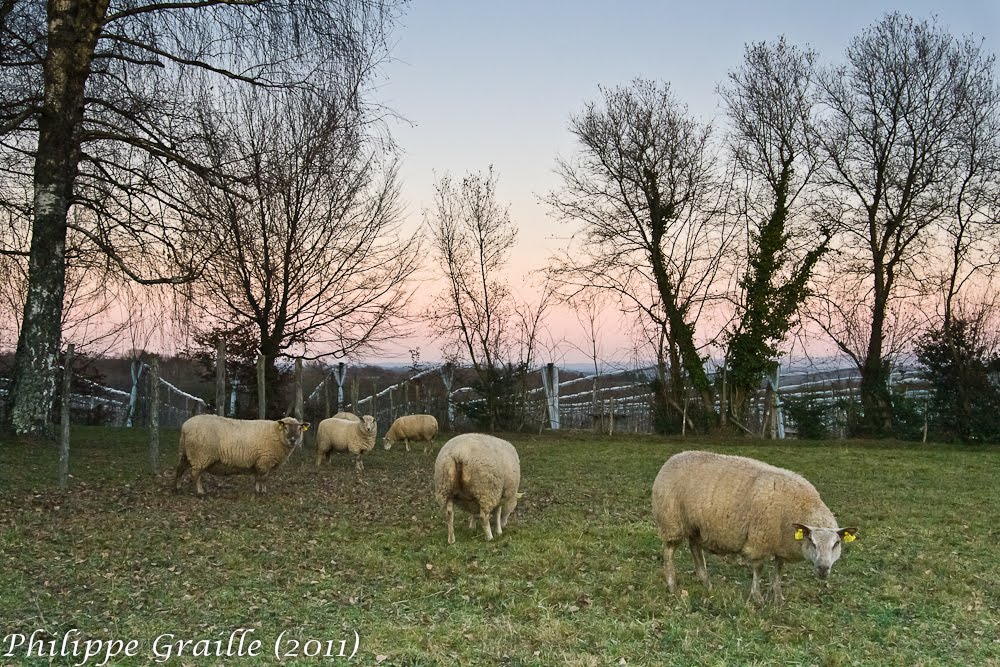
[651,450,857,604]
[434,433,521,544]
[315,415,378,472]
[383,414,439,452]
[332,411,361,422]
[174,415,309,496]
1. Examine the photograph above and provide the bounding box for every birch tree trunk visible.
[10,0,110,435]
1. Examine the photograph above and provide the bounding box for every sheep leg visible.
[315,448,324,466]
[355,454,364,473]
[749,560,767,605]
[174,454,191,492]
[663,542,678,593]
[468,515,477,530]
[404,438,410,452]
[480,509,494,541]
[689,538,712,590]
[770,558,785,603]
[499,502,514,529]
[192,469,206,496]
[494,507,503,536]
[446,499,456,545]
[255,472,267,495]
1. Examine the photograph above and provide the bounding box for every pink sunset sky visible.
[362,0,999,365]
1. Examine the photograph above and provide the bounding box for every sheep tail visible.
[452,458,465,495]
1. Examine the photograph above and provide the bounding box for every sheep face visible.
[793,524,858,579]
[361,415,377,437]
[277,417,310,449]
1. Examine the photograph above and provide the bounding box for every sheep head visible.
[360,415,377,437]
[276,417,309,449]
[792,523,858,579]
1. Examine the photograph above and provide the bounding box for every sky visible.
[372,1,999,364]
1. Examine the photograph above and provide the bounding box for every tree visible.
[1,0,402,434]
[916,308,1000,443]
[427,168,549,431]
[547,80,734,429]
[718,38,830,425]
[810,13,997,434]
[181,87,420,416]
[937,51,1000,333]
[0,214,129,356]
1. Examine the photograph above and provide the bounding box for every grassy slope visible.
[0,427,998,666]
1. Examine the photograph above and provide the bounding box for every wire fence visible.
[0,355,933,440]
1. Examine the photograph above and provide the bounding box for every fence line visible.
[1,356,935,440]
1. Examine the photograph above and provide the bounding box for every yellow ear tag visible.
[843,533,856,543]
[794,528,804,541]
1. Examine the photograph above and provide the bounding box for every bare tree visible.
[427,168,547,431]
[810,13,998,434]
[182,87,420,416]
[938,53,1000,332]
[718,38,830,425]
[1,0,402,433]
[0,211,128,355]
[546,79,735,429]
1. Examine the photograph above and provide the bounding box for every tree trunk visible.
[259,338,285,418]
[859,354,893,435]
[647,213,715,420]
[10,0,110,435]
[859,278,894,434]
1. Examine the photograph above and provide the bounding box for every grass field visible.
[1,427,998,666]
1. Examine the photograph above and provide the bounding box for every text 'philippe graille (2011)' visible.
[2,628,360,665]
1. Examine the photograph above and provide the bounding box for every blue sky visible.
[375,1,999,362]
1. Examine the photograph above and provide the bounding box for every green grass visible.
[1,427,998,665]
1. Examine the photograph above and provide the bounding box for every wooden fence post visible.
[150,356,160,475]
[334,362,347,411]
[59,344,74,490]
[323,375,331,419]
[257,353,266,419]
[540,363,560,430]
[720,358,728,428]
[215,338,226,416]
[294,357,304,421]
[440,363,455,430]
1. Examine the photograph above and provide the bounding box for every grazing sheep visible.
[315,415,378,472]
[332,411,361,422]
[175,415,309,496]
[651,450,858,604]
[383,414,439,452]
[434,433,521,544]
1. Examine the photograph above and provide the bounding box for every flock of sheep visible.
[173,413,857,603]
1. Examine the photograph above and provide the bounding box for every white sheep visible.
[174,415,309,496]
[315,415,378,472]
[434,433,521,544]
[332,411,361,422]
[651,450,858,604]
[383,414,439,452]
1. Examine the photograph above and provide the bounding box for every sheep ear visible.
[302,422,311,430]
[839,527,858,543]
[792,523,811,540]
[277,421,286,431]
